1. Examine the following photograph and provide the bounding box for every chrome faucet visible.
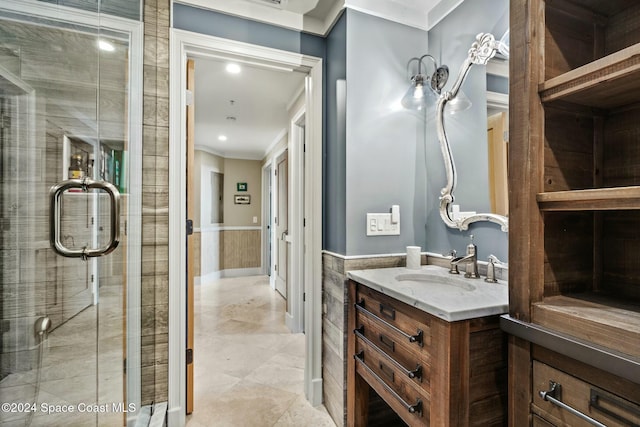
[450,236,479,278]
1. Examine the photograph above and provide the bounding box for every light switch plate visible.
[366,213,400,236]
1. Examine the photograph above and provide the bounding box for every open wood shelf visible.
[537,186,640,211]
[539,43,640,109]
[532,294,640,360]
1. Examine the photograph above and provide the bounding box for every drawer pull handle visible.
[379,302,396,320]
[539,381,606,427]
[354,351,423,417]
[408,365,422,380]
[379,362,395,382]
[379,334,395,351]
[354,327,423,382]
[409,330,424,346]
[590,389,640,427]
[354,301,424,347]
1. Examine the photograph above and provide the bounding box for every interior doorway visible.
[169,30,324,425]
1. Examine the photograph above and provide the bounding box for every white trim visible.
[199,225,261,231]
[194,144,226,158]
[487,58,509,78]
[322,249,410,260]
[286,83,306,112]
[288,106,305,334]
[194,267,264,284]
[261,163,272,277]
[426,0,464,30]
[169,28,324,425]
[125,19,145,424]
[168,28,187,427]
[345,0,428,31]
[303,64,323,407]
[487,91,509,111]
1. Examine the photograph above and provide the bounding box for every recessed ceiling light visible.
[226,63,241,74]
[98,39,115,52]
[218,135,228,141]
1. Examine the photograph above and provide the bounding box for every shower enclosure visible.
[0,1,142,426]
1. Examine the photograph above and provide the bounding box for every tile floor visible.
[0,281,125,427]
[186,275,336,427]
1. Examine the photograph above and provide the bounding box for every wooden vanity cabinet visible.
[346,279,507,427]
[508,0,640,425]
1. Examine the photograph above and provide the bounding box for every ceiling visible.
[189,0,452,160]
[194,57,306,160]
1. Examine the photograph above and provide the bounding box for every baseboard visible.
[220,267,262,278]
[285,312,295,332]
[309,377,323,407]
[166,405,182,427]
[195,268,263,284]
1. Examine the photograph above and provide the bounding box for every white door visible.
[275,152,289,299]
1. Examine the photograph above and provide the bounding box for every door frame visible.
[168,29,324,425]
[261,163,272,279]
[288,106,306,334]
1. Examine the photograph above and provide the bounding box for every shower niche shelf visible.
[62,134,126,192]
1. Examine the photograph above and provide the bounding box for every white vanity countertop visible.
[347,265,508,322]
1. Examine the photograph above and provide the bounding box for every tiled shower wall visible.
[141,0,170,405]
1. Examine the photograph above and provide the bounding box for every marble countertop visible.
[347,264,508,322]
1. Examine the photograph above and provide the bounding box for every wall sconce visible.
[401,54,449,111]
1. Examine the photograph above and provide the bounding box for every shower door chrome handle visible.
[49,178,120,259]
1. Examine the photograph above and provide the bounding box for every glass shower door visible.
[0,1,141,426]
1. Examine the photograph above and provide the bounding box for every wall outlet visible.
[366,213,400,236]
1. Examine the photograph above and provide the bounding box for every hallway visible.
[186,276,335,427]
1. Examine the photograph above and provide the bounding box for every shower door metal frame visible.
[0,1,144,424]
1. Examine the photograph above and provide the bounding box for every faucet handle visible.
[466,234,477,255]
[448,249,457,258]
[484,256,498,283]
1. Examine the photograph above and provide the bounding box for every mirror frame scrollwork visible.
[436,33,509,232]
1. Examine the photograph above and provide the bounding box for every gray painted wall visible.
[344,9,430,256]
[324,13,347,254]
[171,2,509,261]
[173,3,325,59]
[425,0,509,261]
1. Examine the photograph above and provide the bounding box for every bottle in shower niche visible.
[68,154,85,179]
[87,153,94,179]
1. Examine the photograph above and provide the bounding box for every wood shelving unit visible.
[507,0,640,424]
[539,44,640,108]
[537,186,640,210]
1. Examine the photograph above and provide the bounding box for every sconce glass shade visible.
[401,74,437,110]
[446,90,472,114]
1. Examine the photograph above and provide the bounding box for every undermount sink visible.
[395,272,476,292]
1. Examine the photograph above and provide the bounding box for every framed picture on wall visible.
[237,182,247,191]
[234,195,250,204]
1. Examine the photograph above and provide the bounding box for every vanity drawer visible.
[355,285,432,349]
[355,314,431,389]
[355,318,429,393]
[354,337,429,427]
[532,360,640,427]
